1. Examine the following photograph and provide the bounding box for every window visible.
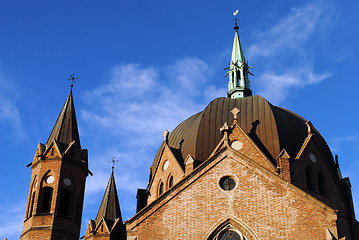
[59,189,72,217]
[29,192,36,217]
[318,172,326,196]
[39,187,53,213]
[305,167,314,192]
[219,176,236,191]
[168,175,174,189]
[210,224,247,240]
[158,181,164,196]
[218,229,242,240]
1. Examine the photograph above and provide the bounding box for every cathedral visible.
[20,15,358,240]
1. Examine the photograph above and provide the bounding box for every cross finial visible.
[67,74,79,89]
[231,107,240,122]
[163,130,169,144]
[109,157,119,172]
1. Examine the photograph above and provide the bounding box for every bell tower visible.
[21,87,91,240]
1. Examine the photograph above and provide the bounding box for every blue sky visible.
[1,0,359,238]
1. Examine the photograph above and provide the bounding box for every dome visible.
[152,95,336,175]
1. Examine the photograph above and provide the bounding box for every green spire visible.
[226,11,252,98]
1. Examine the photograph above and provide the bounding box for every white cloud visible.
[0,202,26,239]
[0,75,24,137]
[248,2,335,59]
[257,67,332,104]
[246,2,336,104]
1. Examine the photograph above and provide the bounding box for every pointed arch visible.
[204,217,259,240]
[166,174,174,189]
[158,180,164,197]
[26,175,38,218]
[59,173,74,217]
[318,171,326,196]
[305,166,314,192]
[37,170,54,214]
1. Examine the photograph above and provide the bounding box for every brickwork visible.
[126,147,338,239]
[147,144,185,204]
[291,137,354,239]
[21,141,88,240]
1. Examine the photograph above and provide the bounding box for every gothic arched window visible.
[158,181,164,196]
[59,189,72,217]
[168,175,174,189]
[305,167,314,192]
[210,224,248,240]
[39,187,53,213]
[318,172,326,196]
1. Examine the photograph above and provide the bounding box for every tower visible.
[21,88,90,240]
[226,12,252,98]
[84,169,126,240]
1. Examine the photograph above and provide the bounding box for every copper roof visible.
[152,96,336,177]
[46,89,81,150]
[95,171,123,226]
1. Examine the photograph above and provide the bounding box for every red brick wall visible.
[291,138,354,239]
[126,149,338,239]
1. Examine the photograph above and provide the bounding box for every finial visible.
[67,74,79,89]
[233,10,239,31]
[109,157,119,172]
[305,121,313,135]
[163,130,169,144]
[231,107,240,123]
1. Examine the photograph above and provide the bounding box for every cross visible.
[67,74,79,89]
[231,107,240,121]
[109,157,119,171]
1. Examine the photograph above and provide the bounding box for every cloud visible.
[0,201,26,239]
[257,67,332,104]
[0,75,24,137]
[246,2,336,104]
[248,2,336,59]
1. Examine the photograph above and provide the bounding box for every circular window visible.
[46,176,55,184]
[309,152,317,163]
[219,176,236,191]
[163,160,169,171]
[63,178,72,186]
[231,141,243,151]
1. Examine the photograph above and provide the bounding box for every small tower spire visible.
[225,10,252,98]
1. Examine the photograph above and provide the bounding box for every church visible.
[20,14,358,240]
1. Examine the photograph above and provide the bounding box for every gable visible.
[126,149,336,239]
[147,144,184,204]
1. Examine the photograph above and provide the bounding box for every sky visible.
[0,0,359,238]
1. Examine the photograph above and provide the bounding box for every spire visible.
[95,170,123,226]
[226,10,252,98]
[46,88,81,150]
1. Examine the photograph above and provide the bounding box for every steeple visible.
[84,170,126,239]
[46,88,81,150]
[95,170,123,225]
[226,10,252,98]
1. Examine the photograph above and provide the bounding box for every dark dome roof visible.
[152,96,335,174]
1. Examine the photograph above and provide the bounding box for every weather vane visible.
[233,10,239,29]
[109,157,119,171]
[67,74,79,89]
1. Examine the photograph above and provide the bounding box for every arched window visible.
[26,178,37,218]
[318,172,326,196]
[59,189,72,217]
[39,187,53,213]
[168,175,174,189]
[210,224,247,240]
[305,167,314,192]
[158,181,164,196]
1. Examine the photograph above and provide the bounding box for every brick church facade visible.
[21,14,358,240]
